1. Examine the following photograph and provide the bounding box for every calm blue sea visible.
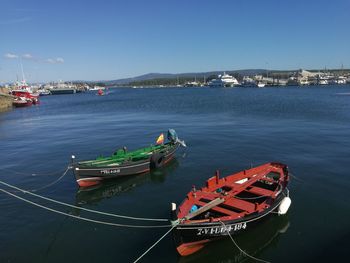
[1,86,350,262]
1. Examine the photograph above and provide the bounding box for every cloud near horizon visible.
[4,53,19,59]
[3,53,64,64]
[22,53,34,59]
[46,57,64,64]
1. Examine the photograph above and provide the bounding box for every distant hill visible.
[104,69,269,85]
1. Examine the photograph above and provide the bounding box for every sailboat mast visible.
[20,58,26,82]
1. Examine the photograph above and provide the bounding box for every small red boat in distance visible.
[11,80,40,106]
[171,162,291,256]
[97,89,104,96]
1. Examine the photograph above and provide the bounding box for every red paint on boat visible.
[12,88,40,107]
[173,162,289,256]
[138,169,150,174]
[13,97,33,107]
[163,156,174,165]
[77,178,102,187]
[177,162,288,220]
[176,240,210,256]
[97,89,104,96]
[77,169,151,188]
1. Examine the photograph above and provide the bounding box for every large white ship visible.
[208,73,240,87]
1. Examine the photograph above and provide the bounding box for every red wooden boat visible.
[171,162,291,256]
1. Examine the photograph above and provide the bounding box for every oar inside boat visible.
[171,162,291,256]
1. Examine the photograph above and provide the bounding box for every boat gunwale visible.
[76,142,178,168]
[176,162,288,223]
[175,188,287,230]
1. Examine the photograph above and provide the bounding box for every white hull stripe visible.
[77,162,150,171]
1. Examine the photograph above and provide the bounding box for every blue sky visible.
[0,0,349,82]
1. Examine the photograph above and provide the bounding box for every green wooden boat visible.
[72,129,185,187]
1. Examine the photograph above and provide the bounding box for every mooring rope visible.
[219,220,271,263]
[0,166,68,176]
[214,190,290,262]
[0,180,169,222]
[0,188,172,228]
[132,224,178,263]
[0,165,72,193]
[289,172,304,183]
[25,166,71,192]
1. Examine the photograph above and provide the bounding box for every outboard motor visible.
[167,129,186,147]
[167,129,178,143]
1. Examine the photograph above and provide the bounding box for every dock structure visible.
[0,88,13,112]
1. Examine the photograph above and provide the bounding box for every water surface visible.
[1,86,350,262]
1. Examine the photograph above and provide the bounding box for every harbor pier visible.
[0,88,13,112]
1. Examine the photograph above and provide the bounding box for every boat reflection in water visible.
[75,159,179,205]
[178,214,290,263]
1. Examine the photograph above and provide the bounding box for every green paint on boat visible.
[77,142,176,168]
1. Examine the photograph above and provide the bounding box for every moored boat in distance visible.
[49,81,76,95]
[12,96,33,107]
[171,162,291,256]
[208,73,240,87]
[257,82,266,88]
[89,86,105,91]
[97,89,104,96]
[72,129,186,187]
[37,89,51,96]
[240,76,257,87]
[184,80,200,87]
[318,78,328,85]
[11,80,40,105]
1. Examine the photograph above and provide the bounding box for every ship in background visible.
[208,73,240,87]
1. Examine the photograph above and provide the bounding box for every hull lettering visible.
[196,222,247,236]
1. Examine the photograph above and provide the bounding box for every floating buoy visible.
[278,196,291,215]
[171,202,177,221]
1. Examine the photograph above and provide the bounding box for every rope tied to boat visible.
[0,180,170,223]
[0,188,173,228]
[132,223,178,263]
[0,166,70,177]
[219,220,271,263]
[0,164,72,193]
[289,172,304,183]
[26,166,71,192]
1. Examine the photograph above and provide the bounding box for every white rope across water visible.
[289,172,304,183]
[0,166,71,193]
[0,166,68,176]
[0,188,172,228]
[214,190,290,262]
[0,180,169,222]
[219,220,271,263]
[132,224,178,263]
[26,166,71,192]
